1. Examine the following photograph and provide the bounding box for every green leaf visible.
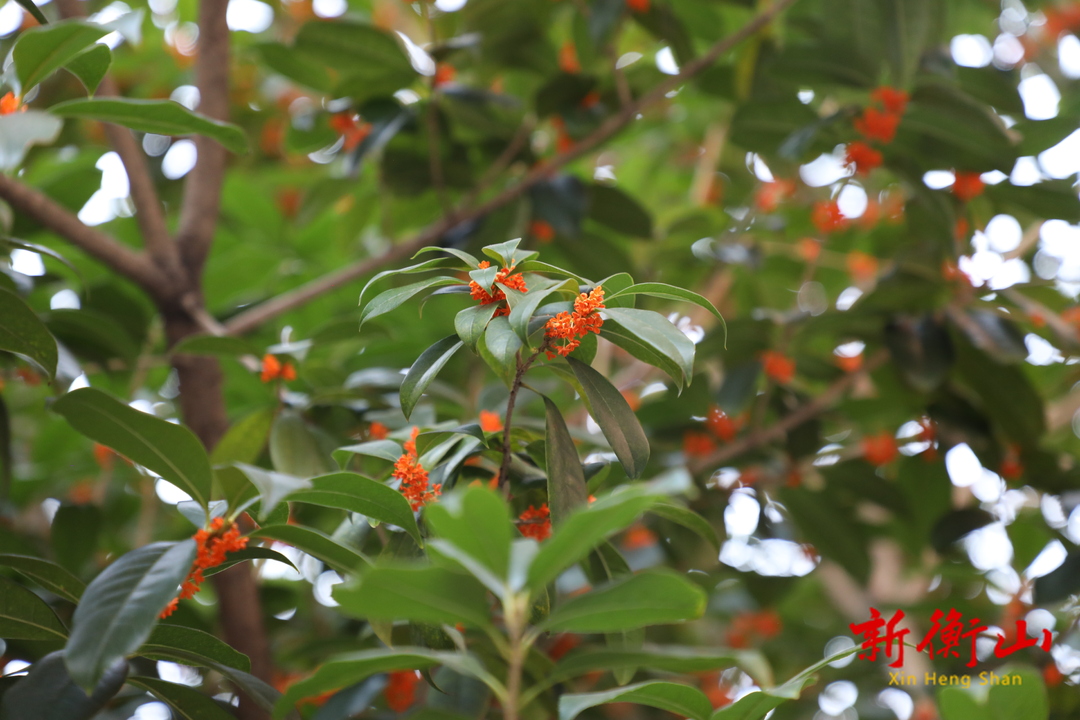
[210,407,276,467]
[171,334,260,358]
[49,98,248,154]
[401,335,464,420]
[602,308,695,387]
[1034,551,1080,604]
[423,485,512,581]
[289,472,423,546]
[64,44,111,95]
[333,439,403,466]
[650,502,720,550]
[0,651,129,720]
[234,463,311,521]
[606,283,725,337]
[414,245,481,269]
[482,239,537,268]
[0,554,85,603]
[52,388,213,509]
[543,569,706,632]
[140,625,251,673]
[0,576,68,640]
[269,412,334,478]
[333,565,490,627]
[553,646,772,688]
[250,525,368,574]
[483,315,523,383]
[64,540,197,689]
[953,334,1045,447]
[566,357,649,479]
[294,20,416,88]
[601,315,688,390]
[455,304,499,350]
[414,424,487,456]
[543,395,589,527]
[13,20,108,91]
[253,42,333,93]
[504,278,570,344]
[201,546,299,578]
[0,287,58,379]
[560,681,712,720]
[359,277,462,328]
[357,258,451,309]
[587,185,653,238]
[129,677,236,720]
[12,0,47,26]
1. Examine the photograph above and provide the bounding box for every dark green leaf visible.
[543,395,589,526]
[334,565,490,627]
[253,42,333,93]
[201,546,299,578]
[423,485,512,581]
[401,335,464,419]
[543,569,706,632]
[0,651,128,720]
[566,357,649,479]
[64,44,111,95]
[210,407,276,467]
[0,576,68,640]
[602,308,695,387]
[0,554,85,602]
[483,315,523,382]
[250,525,368,574]
[14,20,108,91]
[588,184,653,238]
[0,287,58,379]
[560,681,712,720]
[606,283,725,338]
[553,646,772,688]
[140,625,251,673]
[504,278,570,344]
[11,0,47,26]
[649,503,720,550]
[359,277,462,328]
[289,472,422,546]
[455,304,499,350]
[129,677,236,720]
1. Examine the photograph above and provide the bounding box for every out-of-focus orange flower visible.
[621,390,641,411]
[93,443,115,470]
[276,188,302,219]
[846,251,879,283]
[622,523,657,550]
[261,354,297,383]
[705,405,739,442]
[559,42,580,73]
[1043,662,1064,688]
[626,0,649,11]
[545,286,605,358]
[260,118,284,156]
[329,113,372,152]
[551,116,574,154]
[699,672,734,709]
[999,445,1023,480]
[727,609,782,648]
[518,504,551,541]
[882,191,905,222]
[844,141,883,174]
[871,86,909,115]
[161,518,248,618]
[1062,306,1080,334]
[811,200,848,234]
[369,421,389,440]
[738,467,761,486]
[433,63,456,87]
[683,430,716,458]
[796,237,821,263]
[761,350,795,384]
[0,92,25,115]
[580,90,601,108]
[952,172,985,202]
[754,179,796,212]
[530,219,555,243]
[479,410,504,432]
[862,432,898,466]
[854,106,901,143]
[547,633,580,661]
[15,368,40,386]
[834,351,863,373]
[954,217,970,240]
[68,481,96,505]
[385,670,420,712]
[858,199,880,230]
[942,259,972,285]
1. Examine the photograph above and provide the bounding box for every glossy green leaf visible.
[294,20,416,88]
[0,287,58,379]
[289,472,422,546]
[333,565,490,627]
[65,540,197,689]
[0,651,128,720]
[483,315,523,382]
[455,304,499,350]
[543,569,705,632]
[650,502,720,550]
[0,554,85,603]
[333,439,403,466]
[552,646,772,688]
[201,546,299,578]
[129,677,236,720]
[140,625,251,673]
[602,308,695,386]
[52,388,213,509]
[560,681,712,720]
[13,21,108,91]
[49,98,248,154]
[401,335,464,420]
[234,463,310,521]
[543,395,589,527]
[250,525,368,574]
[566,357,649,479]
[601,316,688,390]
[269,412,333,478]
[253,42,333,93]
[64,44,111,95]
[423,485,512,581]
[359,277,462,328]
[0,576,68,640]
[210,407,276,467]
[607,282,725,333]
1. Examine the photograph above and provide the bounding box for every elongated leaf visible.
[129,677,236,720]
[423,486,512,580]
[201,546,299,578]
[269,412,333,478]
[601,318,687,390]
[64,44,111,95]
[294,20,415,79]
[360,277,462,328]
[414,245,481,269]
[0,576,68,640]
[543,569,706,632]
[0,553,85,602]
[357,258,450,308]
[560,681,712,720]
[0,287,58,379]
[0,651,128,720]
[504,278,569,344]
[140,625,251,673]
[251,525,368,574]
[12,0,47,25]
[289,472,422,546]
[543,395,588,526]
[602,308,695,386]
[401,335,464,420]
[483,315,523,382]
[650,502,719,550]
[566,357,649,479]
[482,239,537,268]
[333,565,490,627]
[455,304,498,350]
[14,20,108,91]
[553,646,772,688]
[333,439,403,466]
[253,42,333,92]
[52,388,212,509]
[49,98,248,154]
[210,407,276,466]
[65,540,197,689]
[607,282,725,332]
[234,463,310,521]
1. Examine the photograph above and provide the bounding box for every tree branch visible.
[0,174,170,297]
[688,350,888,474]
[222,0,799,335]
[176,0,231,277]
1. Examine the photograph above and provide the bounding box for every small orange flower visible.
[999,445,1023,480]
[700,671,734,709]
[846,251,879,283]
[811,200,848,234]
[518,504,551,541]
[385,670,420,712]
[93,443,116,470]
[871,86,909,115]
[844,141,883,174]
[547,633,580,661]
[626,0,649,11]
[479,410,504,432]
[1043,663,1064,688]
[544,286,605,358]
[580,90,601,109]
[551,116,574,154]
[329,113,372,151]
[954,217,970,240]
[559,42,581,73]
[862,432,898,467]
[621,390,641,411]
[0,92,24,115]
[683,430,716,458]
[469,260,528,317]
[393,427,440,511]
[260,354,297,383]
[622,523,657,550]
[854,106,901,143]
[952,172,985,202]
[161,518,248,618]
[433,63,456,87]
[705,405,738,442]
[530,219,555,243]
[277,188,302,219]
[834,351,863,373]
[368,421,389,440]
[761,350,795,384]
[796,237,821,263]
[858,199,880,230]
[754,179,796,212]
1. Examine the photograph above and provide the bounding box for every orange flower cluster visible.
[530,219,555,243]
[161,518,248,618]
[727,609,782,648]
[433,63,456,87]
[260,354,297,383]
[329,113,372,151]
[844,141,883,175]
[469,260,528,317]
[385,670,420,712]
[705,405,740,442]
[393,427,440,511]
[811,199,848,234]
[518,503,551,541]
[621,522,658,550]
[544,286,605,358]
[862,432,898,466]
[626,0,649,10]
[683,430,716,458]
[0,92,24,115]
[754,179,796,213]
[854,86,908,144]
[761,350,795,384]
[479,410,503,432]
[952,171,985,202]
[368,421,389,440]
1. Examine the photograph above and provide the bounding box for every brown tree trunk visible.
[164,310,273,720]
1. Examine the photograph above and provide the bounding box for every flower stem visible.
[497,345,545,491]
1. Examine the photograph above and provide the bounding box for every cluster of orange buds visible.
[161,518,248,618]
[761,350,795,385]
[260,354,297,383]
[811,199,848,234]
[518,503,551,540]
[544,286,605,358]
[727,609,782,648]
[478,410,503,432]
[844,141,883,175]
[754,178,797,213]
[469,260,528,317]
[0,92,24,115]
[861,431,898,467]
[853,86,909,144]
[384,670,420,712]
[951,171,985,202]
[705,405,741,442]
[328,113,372,152]
[393,427,440,511]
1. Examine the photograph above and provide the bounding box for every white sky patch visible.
[1025,333,1063,365]
[1068,505,1080,544]
[993,33,1025,67]
[1019,73,1060,120]
[1060,34,1080,78]
[655,47,679,75]
[434,0,467,11]
[878,688,914,720]
[1039,129,1080,178]
[837,183,867,218]
[965,522,1014,571]
[313,570,343,606]
[170,85,200,110]
[1026,539,1067,578]
[747,153,774,182]
[923,169,955,189]
[0,1,24,37]
[724,489,760,537]
[988,257,1030,290]
[162,139,197,179]
[836,286,862,311]
[155,478,192,505]
[819,681,858,716]
[826,637,857,668]
[10,248,45,276]
[800,150,851,187]
[397,31,435,75]
[50,289,81,310]
[1010,156,1043,186]
[226,0,273,33]
[951,34,993,67]
[981,169,1009,184]
[798,89,815,104]
[312,0,345,17]
[156,661,201,687]
[616,52,642,69]
[134,702,171,720]
[945,443,982,487]
[78,151,130,225]
[2,659,30,676]
[985,214,1022,252]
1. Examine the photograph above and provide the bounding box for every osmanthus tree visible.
[2,0,1080,718]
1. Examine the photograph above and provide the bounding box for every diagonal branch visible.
[176,0,231,278]
[0,174,168,296]
[222,0,798,335]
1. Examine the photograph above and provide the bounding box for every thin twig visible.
[222,0,799,335]
[422,4,452,215]
[498,346,545,489]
